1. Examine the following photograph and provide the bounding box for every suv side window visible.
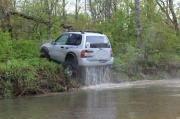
[66,34,82,46]
[55,34,69,45]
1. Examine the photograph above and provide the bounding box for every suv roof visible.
[65,30,103,34]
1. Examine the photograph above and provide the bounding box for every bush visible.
[113,45,143,81]
[0,32,13,62]
[12,39,40,59]
[0,58,78,97]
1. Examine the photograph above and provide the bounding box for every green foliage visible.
[141,14,180,63]
[11,39,40,59]
[96,8,136,55]
[113,45,142,80]
[0,58,78,97]
[0,32,40,62]
[96,1,180,80]
[0,31,13,62]
[0,59,35,96]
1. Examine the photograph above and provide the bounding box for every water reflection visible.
[0,90,117,119]
[115,85,180,119]
[84,90,116,119]
[1,80,180,119]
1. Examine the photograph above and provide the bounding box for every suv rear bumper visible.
[78,57,114,67]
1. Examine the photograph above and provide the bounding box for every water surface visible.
[1,79,180,119]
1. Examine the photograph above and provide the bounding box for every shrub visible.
[0,58,78,97]
[0,32,13,62]
[11,39,40,59]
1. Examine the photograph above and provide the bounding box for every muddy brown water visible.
[0,79,180,119]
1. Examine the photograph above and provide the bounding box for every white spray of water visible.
[83,79,180,90]
[85,66,111,86]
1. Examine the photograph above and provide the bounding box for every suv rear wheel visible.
[64,57,78,78]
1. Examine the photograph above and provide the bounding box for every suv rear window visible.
[86,36,110,48]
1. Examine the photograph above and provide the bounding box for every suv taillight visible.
[110,49,113,57]
[81,50,94,58]
[81,50,86,58]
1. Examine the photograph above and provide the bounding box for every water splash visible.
[82,79,180,90]
[85,66,111,86]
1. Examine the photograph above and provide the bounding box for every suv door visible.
[49,34,69,62]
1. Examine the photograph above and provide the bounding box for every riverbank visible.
[0,58,80,98]
[0,57,179,98]
[112,61,180,82]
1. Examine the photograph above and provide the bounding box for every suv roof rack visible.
[84,31,103,34]
[67,30,103,34]
[67,30,84,34]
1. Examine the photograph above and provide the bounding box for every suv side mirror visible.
[51,41,56,45]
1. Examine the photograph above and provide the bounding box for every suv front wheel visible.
[40,47,51,61]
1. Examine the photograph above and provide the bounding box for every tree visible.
[62,0,66,23]
[88,0,113,23]
[75,0,78,20]
[134,0,142,48]
[0,0,65,39]
[88,0,97,22]
[0,0,12,33]
[113,0,117,12]
[106,0,111,22]
[155,0,179,36]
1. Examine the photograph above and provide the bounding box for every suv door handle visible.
[60,46,64,48]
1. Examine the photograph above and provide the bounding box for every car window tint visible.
[66,34,82,45]
[86,36,109,43]
[86,36,110,48]
[56,35,68,45]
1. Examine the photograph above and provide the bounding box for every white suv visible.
[40,31,114,78]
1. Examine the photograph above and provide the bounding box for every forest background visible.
[0,0,180,97]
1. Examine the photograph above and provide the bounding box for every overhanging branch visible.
[10,11,51,26]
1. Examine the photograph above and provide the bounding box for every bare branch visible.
[10,11,51,26]
[155,0,173,23]
[168,0,179,34]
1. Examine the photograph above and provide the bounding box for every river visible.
[0,79,180,119]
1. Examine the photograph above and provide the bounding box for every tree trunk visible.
[168,0,179,36]
[0,0,12,33]
[113,0,117,12]
[75,0,78,20]
[134,0,142,48]
[44,0,51,39]
[89,0,96,22]
[62,0,66,24]
[106,0,111,22]
[155,0,179,36]
[85,0,87,13]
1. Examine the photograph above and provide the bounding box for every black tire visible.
[64,58,78,78]
[40,48,51,61]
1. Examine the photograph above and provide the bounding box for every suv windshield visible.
[86,36,110,48]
